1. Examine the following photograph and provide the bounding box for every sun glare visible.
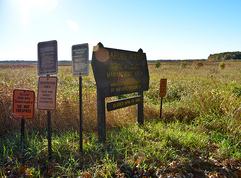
[17,0,58,26]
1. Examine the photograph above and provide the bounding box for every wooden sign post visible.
[159,79,167,118]
[71,43,89,154]
[91,43,149,142]
[12,89,35,142]
[37,40,58,160]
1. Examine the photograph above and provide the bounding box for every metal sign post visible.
[159,79,167,118]
[37,40,58,160]
[71,43,89,154]
[47,110,51,159]
[21,119,25,143]
[37,76,58,160]
[79,77,83,153]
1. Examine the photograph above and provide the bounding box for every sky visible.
[0,0,241,61]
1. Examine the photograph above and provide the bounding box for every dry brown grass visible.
[0,63,37,69]
[2,61,241,135]
[0,64,145,135]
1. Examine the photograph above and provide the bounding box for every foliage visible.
[180,61,187,69]
[219,62,225,69]
[192,61,203,69]
[208,51,241,61]
[154,61,161,68]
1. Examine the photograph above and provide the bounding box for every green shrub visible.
[192,61,203,69]
[154,61,161,68]
[180,61,187,69]
[219,62,225,69]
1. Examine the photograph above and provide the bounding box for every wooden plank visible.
[107,96,142,111]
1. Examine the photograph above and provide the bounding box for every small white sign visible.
[72,43,89,77]
[37,76,58,111]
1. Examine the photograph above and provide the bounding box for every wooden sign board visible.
[91,43,149,98]
[107,96,142,111]
[72,43,89,77]
[12,89,35,119]
[37,76,58,111]
[38,40,58,75]
[159,79,167,97]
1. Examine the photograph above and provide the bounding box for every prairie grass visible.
[1,62,241,177]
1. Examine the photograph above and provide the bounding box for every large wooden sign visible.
[91,43,149,98]
[38,40,58,75]
[72,43,89,77]
[37,76,58,111]
[91,43,149,142]
[12,89,35,119]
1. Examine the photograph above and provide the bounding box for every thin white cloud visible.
[67,20,79,31]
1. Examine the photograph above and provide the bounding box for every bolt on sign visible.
[38,40,58,75]
[37,76,58,111]
[12,89,35,119]
[72,43,89,77]
[159,79,167,97]
[91,43,149,98]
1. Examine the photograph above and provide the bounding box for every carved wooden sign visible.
[91,43,149,98]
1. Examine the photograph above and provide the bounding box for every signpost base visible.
[160,97,163,118]
[21,119,25,143]
[47,111,52,160]
[79,77,83,153]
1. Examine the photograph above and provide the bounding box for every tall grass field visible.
[1,62,241,177]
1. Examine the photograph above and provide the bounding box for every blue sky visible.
[0,0,240,61]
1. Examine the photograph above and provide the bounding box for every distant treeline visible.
[0,60,72,64]
[0,60,37,64]
[0,59,207,64]
[153,59,206,63]
[208,51,241,61]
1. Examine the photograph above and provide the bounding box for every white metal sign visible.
[37,76,58,111]
[72,43,89,77]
